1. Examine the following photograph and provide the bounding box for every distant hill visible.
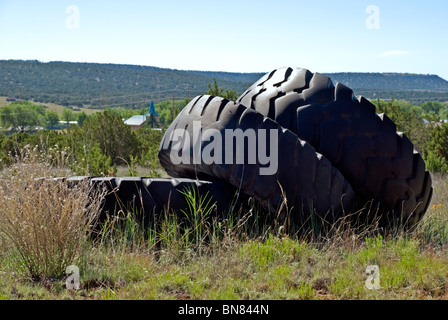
[1,60,447,108]
[326,72,448,91]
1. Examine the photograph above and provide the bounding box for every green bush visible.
[423,122,448,173]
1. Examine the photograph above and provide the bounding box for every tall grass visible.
[415,173,448,245]
[0,147,106,280]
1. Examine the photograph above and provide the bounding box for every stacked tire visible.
[61,176,246,226]
[159,67,433,228]
[158,95,355,224]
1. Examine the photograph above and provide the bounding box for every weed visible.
[0,148,106,280]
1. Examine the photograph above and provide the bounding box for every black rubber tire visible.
[158,95,356,222]
[236,67,432,225]
[60,176,245,224]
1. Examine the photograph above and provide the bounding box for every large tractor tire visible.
[61,176,245,224]
[237,67,432,225]
[158,95,356,223]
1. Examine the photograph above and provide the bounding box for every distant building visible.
[124,101,160,130]
[124,115,149,130]
[58,120,78,128]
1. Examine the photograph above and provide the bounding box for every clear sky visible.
[0,0,447,80]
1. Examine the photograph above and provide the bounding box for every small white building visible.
[123,100,160,130]
[124,115,148,130]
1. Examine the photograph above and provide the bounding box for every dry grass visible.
[0,147,106,280]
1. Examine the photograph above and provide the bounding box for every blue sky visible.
[0,0,447,80]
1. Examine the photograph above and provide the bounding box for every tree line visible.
[0,109,165,176]
[0,99,186,176]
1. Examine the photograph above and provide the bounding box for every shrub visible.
[0,150,106,280]
[423,122,448,173]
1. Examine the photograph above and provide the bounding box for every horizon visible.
[0,1,447,80]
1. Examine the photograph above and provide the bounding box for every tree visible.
[146,113,157,128]
[0,101,45,132]
[82,110,140,165]
[134,126,163,177]
[45,111,60,128]
[206,78,238,101]
[77,111,87,126]
[57,125,115,176]
[423,122,448,173]
[61,108,76,125]
[420,101,447,116]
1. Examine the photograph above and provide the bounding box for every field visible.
[1,152,448,301]
[0,96,100,116]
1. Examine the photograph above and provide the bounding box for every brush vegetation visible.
[1,149,448,300]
